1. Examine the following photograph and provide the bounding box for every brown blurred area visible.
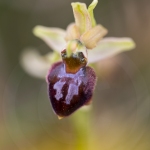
[0,0,150,150]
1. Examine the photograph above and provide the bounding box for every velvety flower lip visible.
[47,61,96,118]
[21,0,136,79]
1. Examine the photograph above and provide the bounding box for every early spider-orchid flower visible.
[21,0,135,119]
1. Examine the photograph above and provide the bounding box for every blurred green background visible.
[1,0,150,150]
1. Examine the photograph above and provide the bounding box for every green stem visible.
[71,106,92,150]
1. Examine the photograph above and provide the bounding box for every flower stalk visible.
[71,106,92,150]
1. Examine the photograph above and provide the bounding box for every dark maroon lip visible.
[47,61,96,118]
[46,50,96,118]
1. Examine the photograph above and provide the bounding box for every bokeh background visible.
[1,0,150,149]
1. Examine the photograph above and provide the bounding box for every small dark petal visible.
[47,62,96,118]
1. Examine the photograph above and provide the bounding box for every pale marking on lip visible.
[65,83,79,105]
[53,80,65,101]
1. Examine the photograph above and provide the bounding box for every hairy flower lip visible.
[47,61,96,118]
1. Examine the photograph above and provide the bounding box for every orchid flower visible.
[21,0,135,118]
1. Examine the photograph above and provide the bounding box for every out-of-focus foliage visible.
[1,0,150,150]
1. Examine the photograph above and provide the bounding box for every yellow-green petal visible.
[88,0,98,27]
[80,24,108,49]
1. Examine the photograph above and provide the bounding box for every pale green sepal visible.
[71,2,92,34]
[33,25,66,52]
[88,0,98,27]
[20,49,61,79]
[88,37,136,63]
